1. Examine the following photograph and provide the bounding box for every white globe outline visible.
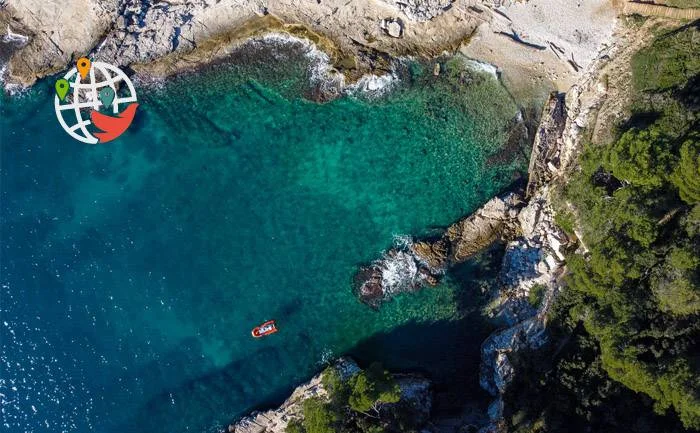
[54,61,138,144]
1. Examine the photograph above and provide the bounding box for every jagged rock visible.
[381,18,404,38]
[381,0,455,21]
[446,193,524,262]
[526,92,567,198]
[355,193,524,307]
[479,317,547,397]
[412,239,448,269]
[478,188,569,427]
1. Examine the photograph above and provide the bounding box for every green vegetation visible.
[301,398,338,433]
[528,284,547,307]
[553,208,576,237]
[663,0,700,8]
[287,363,409,433]
[506,23,700,432]
[632,25,700,93]
[671,139,700,203]
[348,363,401,413]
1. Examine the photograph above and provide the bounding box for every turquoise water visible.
[1,46,526,433]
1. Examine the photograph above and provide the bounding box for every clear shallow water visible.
[1,47,525,433]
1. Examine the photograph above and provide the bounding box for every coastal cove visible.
[1,46,532,433]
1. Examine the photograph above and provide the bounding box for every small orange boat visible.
[251,320,278,338]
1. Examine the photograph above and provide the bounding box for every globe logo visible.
[54,58,138,144]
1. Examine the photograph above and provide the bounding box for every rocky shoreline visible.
[349,89,572,432]
[228,358,432,433]
[0,1,638,432]
[223,47,617,429]
[2,0,616,102]
[223,11,646,433]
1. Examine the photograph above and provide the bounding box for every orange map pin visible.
[77,57,91,80]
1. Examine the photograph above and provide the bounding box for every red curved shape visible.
[90,103,139,143]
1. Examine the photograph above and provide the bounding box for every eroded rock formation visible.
[354,193,525,308]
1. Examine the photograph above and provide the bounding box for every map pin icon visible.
[98,87,115,110]
[55,79,70,101]
[77,57,91,80]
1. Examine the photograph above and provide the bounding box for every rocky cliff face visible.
[477,187,568,433]
[475,18,648,427]
[350,91,572,432]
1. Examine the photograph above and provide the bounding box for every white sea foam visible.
[393,234,414,250]
[463,58,500,79]
[246,33,403,99]
[0,74,29,96]
[379,250,419,296]
[345,72,398,97]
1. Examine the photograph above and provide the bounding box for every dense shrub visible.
[287,363,405,433]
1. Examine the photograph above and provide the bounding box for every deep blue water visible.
[1,46,527,433]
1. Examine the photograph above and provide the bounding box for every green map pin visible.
[55,79,69,101]
[98,87,115,110]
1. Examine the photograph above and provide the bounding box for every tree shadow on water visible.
[346,316,494,417]
[347,247,505,416]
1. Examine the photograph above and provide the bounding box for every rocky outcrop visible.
[1,0,618,100]
[0,0,489,89]
[445,193,524,263]
[479,189,568,397]
[525,92,566,198]
[349,89,574,430]
[380,0,456,22]
[0,0,119,87]
[472,19,657,427]
[475,90,573,433]
[229,358,359,433]
[354,193,525,308]
[381,18,404,38]
[227,358,432,433]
